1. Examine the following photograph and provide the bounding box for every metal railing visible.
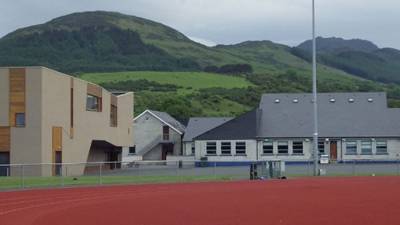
[1,160,400,190]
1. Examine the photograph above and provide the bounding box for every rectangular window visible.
[15,113,25,127]
[129,146,136,154]
[163,126,169,140]
[235,142,246,155]
[191,143,195,155]
[263,141,273,154]
[318,141,325,154]
[278,141,289,154]
[221,142,231,155]
[110,105,118,127]
[86,94,102,112]
[376,141,388,155]
[292,141,303,154]
[206,142,217,155]
[346,141,357,155]
[361,140,372,155]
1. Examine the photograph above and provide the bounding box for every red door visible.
[330,141,337,160]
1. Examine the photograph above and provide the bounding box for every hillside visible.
[294,37,400,83]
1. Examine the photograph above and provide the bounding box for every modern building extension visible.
[0,67,134,176]
[184,92,400,163]
[126,110,185,161]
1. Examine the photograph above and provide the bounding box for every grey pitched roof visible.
[195,109,261,140]
[183,117,233,142]
[259,92,400,138]
[147,110,186,133]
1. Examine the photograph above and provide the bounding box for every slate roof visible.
[135,110,186,134]
[258,92,400,138]
[195,109,261,140]
[183,117,233,142]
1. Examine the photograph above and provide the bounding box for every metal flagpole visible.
[312,0,319,176]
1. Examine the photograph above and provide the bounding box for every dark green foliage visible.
[294,37,400,84]
[135,92,202,122]
[0,26,200,73]
[203,64,253,74]
[100,80,181,92]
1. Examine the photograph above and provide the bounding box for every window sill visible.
[261,153,274,156]
[360,153,373,155]
[277,153,289,156]
[220,154,232,156]
[234,154,247,157]
[345,153,357,155]
[205,154,217,156]
[376,152,389,155]
[292,153,305,156]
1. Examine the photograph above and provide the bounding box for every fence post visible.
[397,158,400,176]
[61,164,65,187]
[20,165,25,189]
[99,163,103,185]
[213,162,217,180]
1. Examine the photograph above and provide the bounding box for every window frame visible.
[361,140,372,155]
[376,140,388,155]
[235,142,246,155]
[262,141,274,155]
[128,146,136,155]
[15,113,26,127]
[346,140,357,155]
[221,142,232,155]
[86,94,102,112]
[277,141,289,155]
[318,141,325,155]
[206,142,217,155]
[292,141,304,155]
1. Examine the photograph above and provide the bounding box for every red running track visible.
[1,177,400,225]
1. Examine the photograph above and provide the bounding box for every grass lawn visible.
[0,175,236,190]
[80,71,253,91]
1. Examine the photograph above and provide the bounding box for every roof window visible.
[368,98,373,102]
[274,99,280,103]
[348,98,355,103]
[329,98,336,103]
[293,99,299,103]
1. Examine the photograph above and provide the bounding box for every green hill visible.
[294,37,400,84]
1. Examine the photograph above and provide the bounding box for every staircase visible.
[137,135,162,156]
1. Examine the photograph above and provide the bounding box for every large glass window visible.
[361,140,372,155]
[206,142,217,155]
[263,141,273,154]
[346,141,357,155]
[235,142,246,155]
[376,141,388,155]
[292,141,303,154]
[221,142,232,155]
[86,94,101,112]
[278,141,289,154]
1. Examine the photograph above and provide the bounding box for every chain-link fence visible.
[1,160,400,190]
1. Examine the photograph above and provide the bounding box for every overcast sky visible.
[1,0,399,48]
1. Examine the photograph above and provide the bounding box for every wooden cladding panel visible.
[111,95,118,106]
[52,127,62,152]
[9,68,26,127]
[0,127,10,152]
[87,83,102,97]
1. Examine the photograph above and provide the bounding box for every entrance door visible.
[107,151,121,170]
[0,152,10,176]
[330,141,337,161]
[161,144,173,160]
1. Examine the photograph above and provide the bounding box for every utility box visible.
[266,160,285,179]
[320,155,329,164]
